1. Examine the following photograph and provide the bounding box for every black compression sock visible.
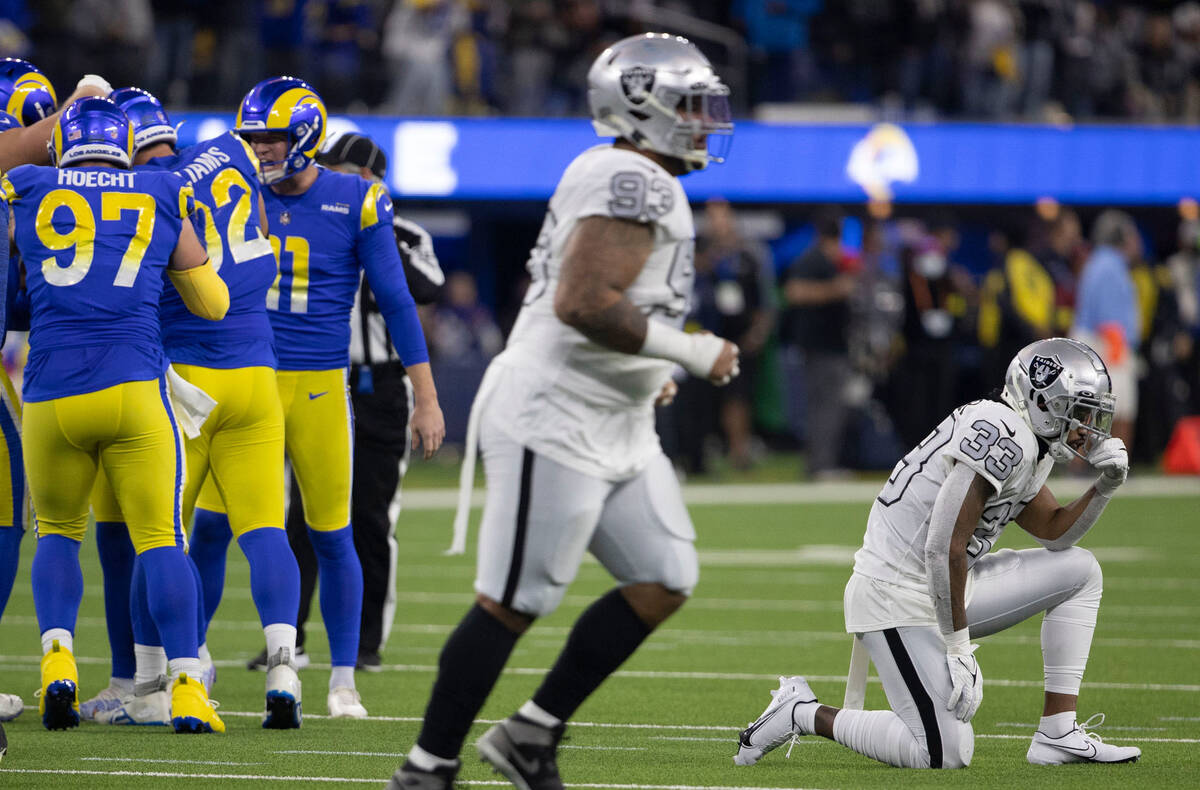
[416,604,521,759]
[532,587,652,721]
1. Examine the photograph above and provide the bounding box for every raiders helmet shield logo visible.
[1028,355,1064,390]
[620,66,655,105]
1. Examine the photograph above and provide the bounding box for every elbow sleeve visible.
[168,260,229,321]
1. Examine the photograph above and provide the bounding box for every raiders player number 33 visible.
[734,338,1142,771]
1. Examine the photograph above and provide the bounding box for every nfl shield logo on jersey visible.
[620,66,655,105]
[1028,355,1064,390]
[280,210,291,226]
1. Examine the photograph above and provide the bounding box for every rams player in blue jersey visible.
[0,59,114,724]
[190,77,444,718]
[80,87,305,729]
[2,97,229,732]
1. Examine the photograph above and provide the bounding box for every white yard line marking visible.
[978,734,1200,744]
[404,477,1200,510]
[276,749,407,757]
[993,722,1167,732]
[0,769,829,789]
[80,757,264,766]
[1160,716,1200,721]
[1,656,1197,693]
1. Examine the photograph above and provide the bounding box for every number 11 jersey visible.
[847,398,1055,631]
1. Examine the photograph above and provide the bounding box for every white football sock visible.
[110,676,134,694]
[169,657,204,681]
[408,744,458,771]
[264,623,297,659]
[41,628,72,655]
[792,700,819,735]
[329,665,355,691]
[1038,711,1077,738]
[134,644,168,686]
[832,709,930,769]
[518,700,562,728]
[1041,554,1102,695]
[198,642,212,664]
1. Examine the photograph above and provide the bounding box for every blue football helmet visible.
[236,76,326,184]
[109,87,176,153]
[0,110,20,133]
[49,97,134,168]
[0,58,56,127]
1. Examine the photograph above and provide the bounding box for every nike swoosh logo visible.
[508,749,540,777]
[1000,420,1016,438]
[308,392,328,400]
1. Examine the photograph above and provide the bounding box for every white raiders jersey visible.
[845,399,1056,632]
[484,144,694,481]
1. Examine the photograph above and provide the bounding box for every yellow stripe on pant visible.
[94,365,286,539]
[196,368,351,533]
[26,377,184,553]
[0,366,28,530]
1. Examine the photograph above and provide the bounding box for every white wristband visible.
[944,627,972,656]
[76,74,113,95]
[1094,474,1122,498]
[639,320,724,379]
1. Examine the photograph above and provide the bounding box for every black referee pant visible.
[286,360,413,658]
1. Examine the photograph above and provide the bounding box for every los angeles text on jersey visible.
[57,168,136,188]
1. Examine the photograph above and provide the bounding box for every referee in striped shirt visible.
[247,133,445,671]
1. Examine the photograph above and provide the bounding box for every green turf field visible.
[1,483,1197,788]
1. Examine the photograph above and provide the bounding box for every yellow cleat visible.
[38,639,80,730]
[170,673,224,734]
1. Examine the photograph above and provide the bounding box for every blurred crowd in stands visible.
[656,201,1200,477]
[7,1,1200,121]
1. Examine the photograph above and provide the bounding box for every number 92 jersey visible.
[847,398,1056,630]
[1,164,192,402]
[153,132,277,368]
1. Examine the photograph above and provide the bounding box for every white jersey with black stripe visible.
[845,399,1055,631]
[484,144,694,480]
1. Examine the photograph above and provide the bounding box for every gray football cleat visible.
[476,713,566,790]
[385,759,460,790]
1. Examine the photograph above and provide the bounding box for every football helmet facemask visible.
[1001,337,1116,462]
[109,87,176,154]
[587,33,732,173]
[48,97,134,169]
[0,58,56,127]
[236,77,326,184]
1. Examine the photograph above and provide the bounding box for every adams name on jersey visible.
[153,132,278,368]
[488,144,694,480]
[845,397,1056,632]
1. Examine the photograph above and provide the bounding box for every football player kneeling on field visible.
[734,337,1141,769]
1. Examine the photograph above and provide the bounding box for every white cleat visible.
[263,648,302,729]
[327,686,367,719]
[734,676,817,766]
[94,676,170,726]
[1027,714,1141,765]
[79,683,128,721]
[0,692,23,722]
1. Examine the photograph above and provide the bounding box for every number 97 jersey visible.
[853,398,1056,600]
[1,164,192,402]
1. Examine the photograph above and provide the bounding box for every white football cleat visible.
[79,683,128,721]
[0,692,23,722]
[734,676,817,766]
[94,676,170,726]
[327,686,367,719]
[1027,713,1141,765]
[263,648,302,729]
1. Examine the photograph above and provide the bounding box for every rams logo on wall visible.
[845,123,918,202]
